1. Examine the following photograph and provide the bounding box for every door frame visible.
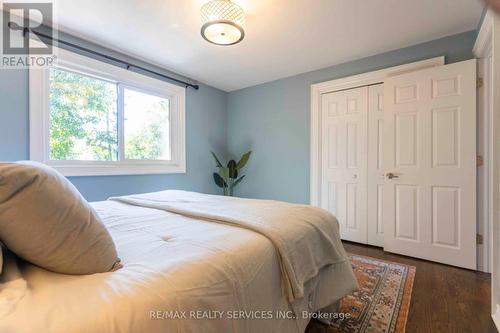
[474,8,500,327]
[474,10,494,275]
[310,57,444,207]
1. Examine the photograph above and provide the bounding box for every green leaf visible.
[227,160,238,179]
[211,151,223,167]
[219,167,230,179]
[236,151,252,169]
[232,175,246,188]
[213,173,226,188]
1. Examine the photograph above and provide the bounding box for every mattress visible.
[0,199,356,333]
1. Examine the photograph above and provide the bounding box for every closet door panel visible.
[367,84,385,246]
[382,60,476,269]
[320,87,368,243]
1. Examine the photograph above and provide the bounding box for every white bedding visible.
[0,193,357,333]
[110,190,352,303]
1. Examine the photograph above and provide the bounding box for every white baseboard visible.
[492,304,500,332]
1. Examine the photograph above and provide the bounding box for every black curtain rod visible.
[7,22,200,90]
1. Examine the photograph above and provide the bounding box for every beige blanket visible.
[110,190,351,303]
[2,198,357,332]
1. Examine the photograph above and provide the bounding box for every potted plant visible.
[211,151,251,196]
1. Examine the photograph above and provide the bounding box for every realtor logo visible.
[1,1,56,68]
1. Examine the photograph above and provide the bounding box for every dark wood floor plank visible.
[342,241,497,333]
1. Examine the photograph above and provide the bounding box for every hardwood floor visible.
[343,241,496,333]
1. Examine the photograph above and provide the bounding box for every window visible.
[123,87,170,161]
[49,67,119,162]
[30,47,185,176]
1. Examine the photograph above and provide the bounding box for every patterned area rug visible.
[307,254,416,333]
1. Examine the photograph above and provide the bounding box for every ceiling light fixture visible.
[200,0,245,46]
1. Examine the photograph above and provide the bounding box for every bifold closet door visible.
[367,84,385,247]
[383,59,476,269]
[320,86,368,243]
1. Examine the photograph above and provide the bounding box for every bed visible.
[0,191,357,333]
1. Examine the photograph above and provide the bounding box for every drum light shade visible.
[200,0,245,46]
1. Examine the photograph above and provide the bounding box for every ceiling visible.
[52,0,484,91]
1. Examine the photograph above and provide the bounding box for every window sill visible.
[44,162,186,177]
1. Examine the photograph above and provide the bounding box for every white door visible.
[367,84,385,246]
[320,86,368,243]
[383,59,476,269]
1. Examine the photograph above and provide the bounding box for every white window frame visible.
[29,47,186,176]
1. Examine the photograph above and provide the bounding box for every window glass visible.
[123,88,170,160]
[49,67,118,161]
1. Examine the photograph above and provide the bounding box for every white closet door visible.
[367,84,385,246]
[320,87,368,243]
[383,59,476,269]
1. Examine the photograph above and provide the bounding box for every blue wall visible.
[226,31,477,204]
[0,31,227,201]
[0,30,478,203]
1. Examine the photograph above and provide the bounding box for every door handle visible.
[386,172,399,180]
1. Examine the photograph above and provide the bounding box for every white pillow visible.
[0,161,121,274]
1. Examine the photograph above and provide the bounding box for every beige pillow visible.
[0,161,121,274]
